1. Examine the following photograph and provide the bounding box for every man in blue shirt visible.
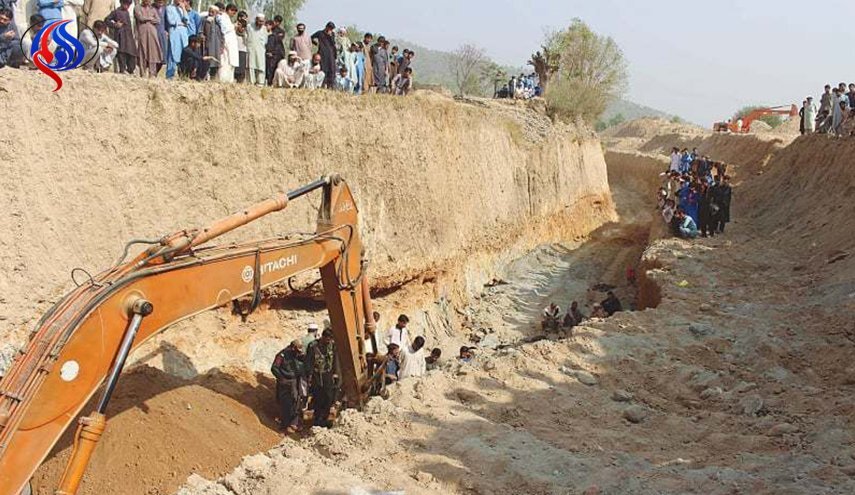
[384,343,401,385]
[677,209,699,239]
[37,0,63,21]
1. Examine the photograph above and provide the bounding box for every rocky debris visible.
[413,471,436,485]
[0,343,18,377]
[612,389,633,402]
[623,405,649,424]
[176,475,231,495]
[767,423,799,437]
[740,395,767,416]
[561,366,599,386]
[700,387,724,400]
[688,323,714,338]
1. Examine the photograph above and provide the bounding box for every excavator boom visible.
[713,104,798,133]
[0,175,375,495]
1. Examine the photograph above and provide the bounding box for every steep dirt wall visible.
[0,70,614,372]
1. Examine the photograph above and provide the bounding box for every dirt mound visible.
[30,366,281,495]
[750,120,773,132]
[602,117,705,140]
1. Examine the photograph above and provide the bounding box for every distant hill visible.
[602,99,674,122]
[596,99,678,131]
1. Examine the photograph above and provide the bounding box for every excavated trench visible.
[28,151,663,495]
[169,130,855,494]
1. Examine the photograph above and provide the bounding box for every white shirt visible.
[385,325,410,348]
[669,152,680,172]
[543,305,560,318]
[398,346,426,380]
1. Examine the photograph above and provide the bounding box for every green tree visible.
[542,19,629,125]
[607,113,625,128]
[734,106,784,128]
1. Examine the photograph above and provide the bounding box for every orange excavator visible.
[713,104,798,133]
[0,175,378,495]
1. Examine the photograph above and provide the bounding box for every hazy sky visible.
[298,0,855,126]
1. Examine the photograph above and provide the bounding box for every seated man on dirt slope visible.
[542,302,561,331]
[601,291,623,317]
[676,208,699,239]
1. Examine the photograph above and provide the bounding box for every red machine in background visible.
[713,105,798,133]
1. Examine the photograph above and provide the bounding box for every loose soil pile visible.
[31,367,281,495]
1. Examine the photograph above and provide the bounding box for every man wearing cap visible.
[301,322,319,350]
[245,13,268,86]
[305,329,339,427]
[311,21,337,89]
[273,50,306,88]
[271,339,305,432]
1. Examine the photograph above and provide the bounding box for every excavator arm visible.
[713,104,799,133]
[0,175,376,495]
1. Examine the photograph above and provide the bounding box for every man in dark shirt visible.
[265,15,286,86]
[271,339,305,432]
[179,35,211,80]
[305,329,339,427]
[0,8,23,69]
[601,291,623,317]
[311,21,337,89]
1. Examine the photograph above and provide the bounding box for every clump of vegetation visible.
[595,113,626,132]
[533,19,628,125]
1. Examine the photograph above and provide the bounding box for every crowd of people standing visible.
[0,2,416,95]
[799,82,855,137]
[496,72,541,99]
[659,148,732,239]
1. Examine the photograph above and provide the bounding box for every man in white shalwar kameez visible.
[217,4,238,82]
[273,50,304,88]
[804,97,818,133]
[398,336,426,380]
[245,13,267,86]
